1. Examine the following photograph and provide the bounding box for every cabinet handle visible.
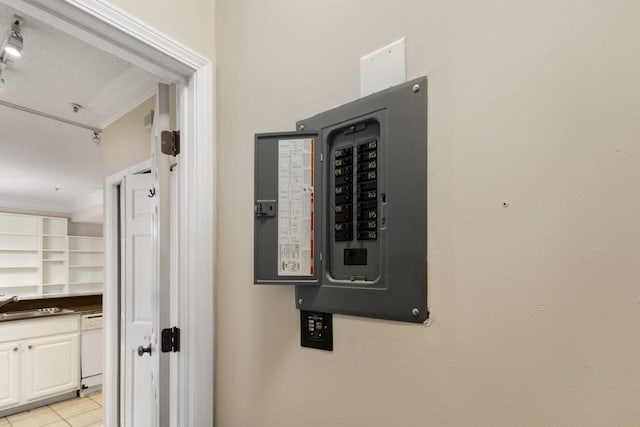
[28,345,32,350]
[13,347,18,352]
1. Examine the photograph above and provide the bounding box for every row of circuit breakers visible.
[254,77,428,323]
[334,140,379,243]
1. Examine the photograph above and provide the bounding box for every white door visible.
[122,83,173,427]
[23,333,79,401]
[0,341,20,409]
[121,172,155,427]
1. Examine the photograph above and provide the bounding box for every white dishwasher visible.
[81,313,103,395]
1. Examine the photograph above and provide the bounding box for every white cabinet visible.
[23,333,79,402]
[0,316,80,412]
[0,212,103,298]
[0,341,20,410]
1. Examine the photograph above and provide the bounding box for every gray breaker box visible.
[255,77,428,323]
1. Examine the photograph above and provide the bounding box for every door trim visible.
[1,1,216,426]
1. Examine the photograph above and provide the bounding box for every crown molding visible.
[0,194,71,213]
[87,65,160,129]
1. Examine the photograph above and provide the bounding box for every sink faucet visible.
[0,296,19,310]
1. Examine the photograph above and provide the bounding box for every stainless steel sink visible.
[0,307,74,321]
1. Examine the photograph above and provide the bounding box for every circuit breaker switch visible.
[359,171,377,182]
[335,157,352,167]
[357,140,377,152]
[357,161,377,172]
[344,248,367,266]
[358,220,377,231]
[358,151,377,161]
[335,147,353,158]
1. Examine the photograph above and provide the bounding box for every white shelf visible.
[0,283,39,287]
[0,213,102,298]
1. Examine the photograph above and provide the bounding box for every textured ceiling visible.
[0,4,159,214]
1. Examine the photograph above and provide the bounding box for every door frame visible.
[1,1,215,426]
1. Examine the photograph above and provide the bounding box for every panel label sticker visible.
[278,138,314,276]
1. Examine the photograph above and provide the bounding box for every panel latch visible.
[161,130,180,156]
[161,327,180,352]
[255,200,276,217]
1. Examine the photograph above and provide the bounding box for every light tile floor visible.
[0,393,103,427]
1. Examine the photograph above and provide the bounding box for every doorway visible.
[0,0,214,426]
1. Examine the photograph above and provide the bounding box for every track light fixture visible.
[4,16,23,58]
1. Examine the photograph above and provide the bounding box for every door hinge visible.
[161,130,180,156]
[161,327,180,352]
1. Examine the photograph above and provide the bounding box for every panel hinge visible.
[161,327,180,352]
[161,130,180,156]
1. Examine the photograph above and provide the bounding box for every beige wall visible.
[68,221,102,238]
[101,97,155,177]
[215,1,640,426]
[109,0,215,60]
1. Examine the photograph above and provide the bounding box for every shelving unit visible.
[0,214,42,298]
[0,213,103,298]
[67,236,103,295]
[41,217,67,296]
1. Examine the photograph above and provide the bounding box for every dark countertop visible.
[64,304,103,315]
[0,295,102,322]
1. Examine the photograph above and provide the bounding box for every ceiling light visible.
[4,16,23,58]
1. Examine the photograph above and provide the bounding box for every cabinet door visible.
[0,341,20,409]
[23,333,79,401]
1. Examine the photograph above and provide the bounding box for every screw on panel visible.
[412,84,420,93]
[298,298,304,305]
[411,308,420,317]
[299,124,305,131]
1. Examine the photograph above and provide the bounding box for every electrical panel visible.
[254,77,428,323]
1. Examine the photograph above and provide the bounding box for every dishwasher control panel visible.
[82,313,103,330]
